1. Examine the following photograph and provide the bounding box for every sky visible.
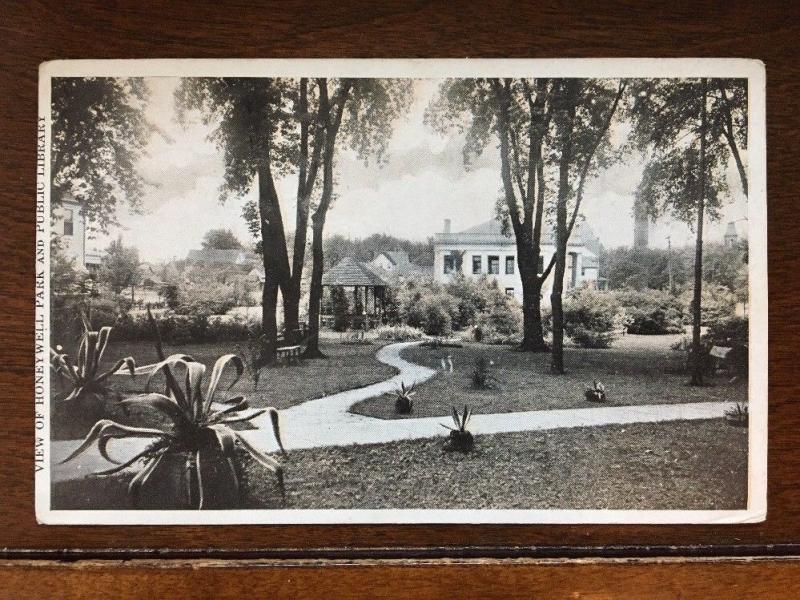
[93,78,748,263]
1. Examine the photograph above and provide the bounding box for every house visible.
[432,217,600,303]
[367,250,431,282]
[52,197,103,274]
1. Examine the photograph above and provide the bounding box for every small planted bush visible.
[584,380,607,403]
[387,381,416,414]
[60,353,286,509]
[614,288,685,335]
[471,356,497,389]
[442,405,474,452]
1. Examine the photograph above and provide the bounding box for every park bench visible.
[275,344,302,366]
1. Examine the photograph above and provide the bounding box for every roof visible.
[186,249,260,265]
[322,257,390,287]
[434,218,596,248]
[380,250,411,266]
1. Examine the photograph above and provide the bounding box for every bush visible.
[113,311,257,344]
[680,282,737,326]
[704,315,748,377]
[563,287,621,349]
[614,287,685,335]
[374,324,426,341]
[330,287,350,332]
[473,299,523,345]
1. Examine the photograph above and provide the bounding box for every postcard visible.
[35,58,766,524]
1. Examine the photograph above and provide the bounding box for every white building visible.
[52,197,102,273]
[433,218,600,303]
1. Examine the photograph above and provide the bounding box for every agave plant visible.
[50,325,136,402]
[387,381,416,414]
[441,405,474,452]
[724,402,748,427]
[60,353,286,509]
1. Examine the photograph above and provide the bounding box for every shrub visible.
[473,295,523,345]
[471,356,497,389]
[704,315,748,377]
[330,287,350,332]
[374,324,426,341]
[563,287,621,349]
[614,287,685,335]
[113,311,256,344]
[60,354,286,509]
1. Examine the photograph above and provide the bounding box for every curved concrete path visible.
[51,340,737,480]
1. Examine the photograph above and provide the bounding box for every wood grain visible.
[2,0,800,561]
[3,558,800,599]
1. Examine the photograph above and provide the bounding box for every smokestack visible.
[443,219,451,234]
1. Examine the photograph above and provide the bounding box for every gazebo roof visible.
[322,257,390,287]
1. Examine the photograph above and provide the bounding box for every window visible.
[472,255,482,274]
[505,256,515,275]
[443,254,456,274]
[537,255,544,274]
[505,287,515,297]
[63,209,74,236]
[488,255,500,274]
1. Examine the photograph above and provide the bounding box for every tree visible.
[628,78,747,385]
[176,78,324,360]
[201,228,243,250]
[99,238,141,302]
[304,78,413,358]
[427,78,553,351]
[427,78,623,357]
[548,79,625,374]
[51,77,154,232]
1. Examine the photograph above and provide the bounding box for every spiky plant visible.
[60,353,286,509]
[50,325,136,403]
[724,402,748,427]
[584,380,606,403]
[388,381,416,414]
[442,405,474,452]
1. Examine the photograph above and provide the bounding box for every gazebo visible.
[321,256,390,330]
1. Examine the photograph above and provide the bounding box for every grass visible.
[52,418,747,511]
[349,334,747,419]
[93,339,397,411]
[240,418,748,510]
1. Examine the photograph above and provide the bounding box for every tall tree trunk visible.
[303,78,352,359]
[303,216,326,358]
[550,82,578,375]
[257,162,291,363]
[518,248,547,351]
[690,79,708,386]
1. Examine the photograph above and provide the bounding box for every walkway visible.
[51,341,736,481]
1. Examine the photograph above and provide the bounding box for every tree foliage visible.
[201,228,243,250]
[99,238,141,295]
[51,77,154,232]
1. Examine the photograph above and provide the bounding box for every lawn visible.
[94,339,397,411]
[51,418,747,511]
[349,334,747,420]
[49,336,394,440]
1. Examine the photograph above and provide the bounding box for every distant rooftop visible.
[186,249,260,266]
[322,257,390,288]
[434,218,598,249]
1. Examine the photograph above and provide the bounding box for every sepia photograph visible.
[35,59,766,524]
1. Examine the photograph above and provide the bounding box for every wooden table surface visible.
[2,0,799,596]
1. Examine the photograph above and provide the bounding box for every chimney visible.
[443,219,451,234]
